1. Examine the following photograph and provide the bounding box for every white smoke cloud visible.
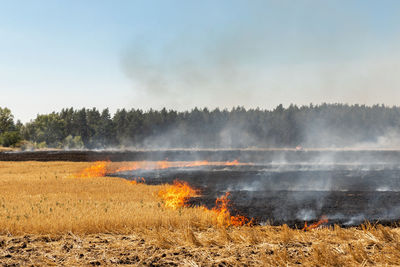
[121,1,400,111]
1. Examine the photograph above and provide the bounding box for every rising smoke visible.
[121,1,400,111]
[116,1,400,225]
[110,149,400,226]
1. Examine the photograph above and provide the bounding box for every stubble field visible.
[1,161,400,266]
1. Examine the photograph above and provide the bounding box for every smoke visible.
[116,0,400,150]
[121,30,264,109]
[115,1,400,225]
[121,1,400,111]
[110,148,400,225]
[354,129,400,149]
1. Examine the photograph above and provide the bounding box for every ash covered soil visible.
[113,163,400,227]
[187,191,400,227]
[3,148,400,163]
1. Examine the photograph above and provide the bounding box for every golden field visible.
[1,161,400,266]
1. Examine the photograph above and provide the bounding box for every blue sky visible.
[1,0,400,122]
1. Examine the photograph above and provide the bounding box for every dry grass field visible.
[1,161,400,266]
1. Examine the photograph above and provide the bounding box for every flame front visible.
[157,182,252,227]
[114,160,244,173]
[302,216,328,231]
[77,161,253,227]
[76,160,244,178]
[75,161,108,178]
[225,159,239,166]
[158,180,198,209]
[211,192,252,227]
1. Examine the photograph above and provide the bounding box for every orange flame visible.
[211,192,252,227]
[158,180,198,209]
[302,215,328,231]
[75,161,108,178]
[76,160,245,178]
[225,159,240,166]
[157,181,252,227]
[114,160,245,173]
[77,161,253,227]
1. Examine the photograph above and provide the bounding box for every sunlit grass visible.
[0,162,219,234]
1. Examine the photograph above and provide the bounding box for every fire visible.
[75,161,108,178]
[114,160,180,173]
[210,192,252,227]
[114,161,161,172]
[302,216,328,231]
[77,160,252,227]
[182,160,209,167]
[225,159,239,166]
[76,159,244,177]
[114,160,245,173]
[158,181,252,227]
[158,180,198,209]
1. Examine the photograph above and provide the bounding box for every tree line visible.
[1,104,400,149]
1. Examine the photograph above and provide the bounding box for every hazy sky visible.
[1,0,400,122]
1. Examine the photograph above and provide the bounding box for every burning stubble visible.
[76,160,254,227]
[104,151,400,227]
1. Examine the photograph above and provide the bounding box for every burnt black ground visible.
[112,165,400,191]
[3,149,400,227]
[3,149,400,163]
[111,164,400,227]
[187,191,400,227]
